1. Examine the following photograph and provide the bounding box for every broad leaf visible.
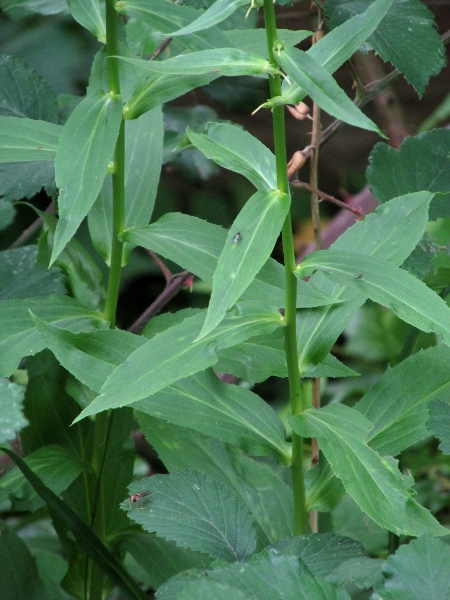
[199,190,290,338]
[52,90,122,263]
[325,0,445,97]
[0,378,27,444]
[122,469,257,562]
[290,404,447,536]
[66,0,106,42]
[0,117,61,162]
[374,535,450,599]
[297,250,450,346]
[0,161,55,202]
[356,345,450,456]
[274,47,382,135]
[367,130,450,219]
[0,295,107,377]
[427,399,450,455]
[187,122,277,191]
[167,0,249,36]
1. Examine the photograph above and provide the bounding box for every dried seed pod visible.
[287,151,307,178]
[287,102,311,121]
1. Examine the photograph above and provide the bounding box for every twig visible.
[149,37,173,61]
[290,180,365,219]
[148,250,173,284]
[9,200,55,249]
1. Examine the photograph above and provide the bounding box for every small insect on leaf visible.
[128,491,150,510]
[354,273,363,280]
[233,232,241,244]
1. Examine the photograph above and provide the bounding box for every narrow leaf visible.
[52,91,122,262]
[198,190,290,338]
[275,47,382,135]
[66,0,106,42]
[122,469,257,562]
[0,117,61,162]
[290,404,447,536]
[298,250,450,346]
[167,0,249,36]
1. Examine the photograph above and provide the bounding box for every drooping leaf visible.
[0,117,61,162]
[66,0,106,42]
[122,469,257,562]
[198,190,290,338]
[0,378,27,444]
[274,47,382,135]
[167,0,249,36]
[427,399,450,455]
[0,295,108,377]
[74,303,283,420]
[356,345,450,456]
[374,535,450,600]
[52,90,122,262]
[325,0,445,97]
[367,130,450,219]
[290,404,447,536]
[297,249,450,346]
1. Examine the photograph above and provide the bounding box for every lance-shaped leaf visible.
[122,469,256,562]
[0,117,61,162]
[297,250,450,346]
[225,28,311,57]
[51,90,122,263]
[73,303,283,421]
[274,47,382,135]
[167,0,249,37]
[119,49,279,79]
[66,0,106,42]
[290,404,447,537]
[356,345,450,457]
[198,190,290,339]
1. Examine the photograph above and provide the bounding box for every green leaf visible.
[290,404,447,536]
[52,90,123,263]
[225,28,311,57]
[298,249,450,346]
[199,190,290,338]
[187,122,277,191]
[122,469,257,562]
[177,579,251,600]
[0,161,55,202]
[296,191,434,370]
[274,47,382,135]
[0,245,66,300]
[0,526,50,600]
[167,0,249,36]
[66,0,106,42]
[0,378,27,444]
[325,0,445,97]
[356,345,450,456]
[0,445,85,512]
[0,447,149,600]
[305,453,345,512]
[124,72,218,120]
[427,399,450,455]
[135,369,289,458]
[88,106,164,264]
[0,55,58,121]
[328,557,384,597]
[74,303,283,420]
[374,535,450,599]
[0,295,108,377]
[367,130,450,219]
[1,0,68,19]
[280,0,393,104]
[0,200,15,229]
[121,212,336,308]
[0,117,61,162]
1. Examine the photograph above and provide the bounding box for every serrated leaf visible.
[0,296,108,377]
[0,55,58,121]
[374,535,450,599]
[0,161,55,201]
[298,249,450,346]
[198,190,290,338]
[66,0,106,42]
[356,345,450,456]
[274,47,382,135]
[52,91,122,262]
[74,303,283,421]
[290,404,447,536]
[123,469,257,562]
[0,117,61,162]
[0,378,27,444]
[367,130,450,219]
[325,0,445,97]
[427,399,450,455]
[167,0,249,36]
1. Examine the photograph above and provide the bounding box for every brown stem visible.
[148,250,173,284]
[290,180,365,219]
[9,201,55,249]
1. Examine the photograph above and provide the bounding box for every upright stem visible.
[263,0,308,535]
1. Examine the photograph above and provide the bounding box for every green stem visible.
[263,0,308,535]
